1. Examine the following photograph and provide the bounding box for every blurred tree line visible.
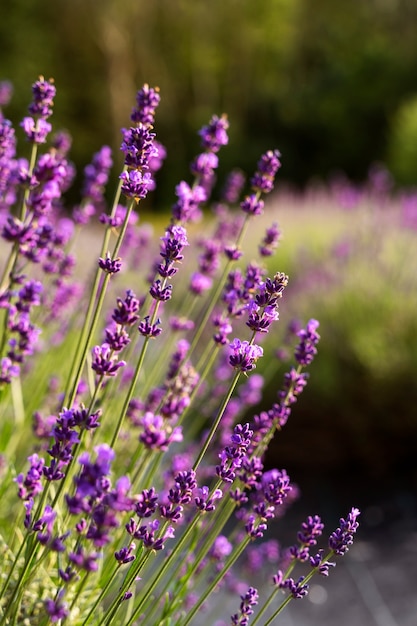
[2,0,417,204]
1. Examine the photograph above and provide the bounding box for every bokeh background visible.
[1,2,417,622]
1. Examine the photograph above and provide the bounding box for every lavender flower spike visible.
[231,586,259,625]
[328,507,360,555]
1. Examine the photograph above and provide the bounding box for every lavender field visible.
[0,77,416,625]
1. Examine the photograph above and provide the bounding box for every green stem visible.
[81,565,121,626]
[181,536,252,626]
[62,179,127,409]
[186,213,251,362]
[192,369,241,472]
[261,551,335,626]
[109,287,164,451]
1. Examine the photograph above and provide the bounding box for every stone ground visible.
[196,508,417,626]
[271,528,417,626]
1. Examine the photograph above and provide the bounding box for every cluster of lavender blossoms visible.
[0,78,359,625]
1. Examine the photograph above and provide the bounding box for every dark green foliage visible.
[2,0,417,199]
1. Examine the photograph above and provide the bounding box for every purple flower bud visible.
[138,315,162,338]
[98,253,122,274]
[198,114,229,153]
[283,576,309,599]
[149,279,172,302]
[231,586,259,625]
[120,169,152,200]
[221,168,245,203]
[135,487,159,518]
[294,319,320,366]
[229,338,263,373]
[191,152,219,178]
[112,289,140,326]
[0,119,16,159]
[224,244,243,261]
[28,77,56,119]
[115,543,136,565]
[189,272,212,295]
[0,356,20,383]
[328,507,360,555]
[44,591,69,623]
[240,193,264,216]
[91,343,126,377]
[20,117,52,144]
[250,149,282,194]
[121,125,157,169]
[259,222,281,256]
[172,181,206,223]
[0,80,13,108]
[131,84,161,126]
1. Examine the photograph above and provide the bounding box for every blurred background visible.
[2,0,417,199]
[1,2,417,622]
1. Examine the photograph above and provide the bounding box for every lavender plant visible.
[0,77,359,625]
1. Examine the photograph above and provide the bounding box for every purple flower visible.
[20,117,52,144]
[69,546,99,572]
[246,301,279,334]
[121,125,157,169]
[28,76,56,119]
[138,315,162,338]
[216,423,253,483]
[139,412,182,451]
[259,222,281,256]
[120,169,152,200]
[250,149,282,194]
[91,343,126,377]
[149,280,172,302]
[15,453,45,500]
[44,591,69,623]
[221,168,245,203]
[112,289,140,326]
[130,84,161,125]
[166,470,197,505]
[261,468,292,507]
[195,486,223,512]
[135,487,159,518]
[240,194,264,217]
[198,114,229,153]
[105,323,130,352]
[309,549,336,576]
[189,272,212,295]
[0,80,13,108]
[158,225,189,277]
[294,319,320,366]
[191,152,219,178]
[231,586,259,625]
[52,130,72,156]
[277,367,308,405]
[172,181,206,223]
[229,339,263,373]
[0,119,16,159]
[0,356,20,383]
[213,314,233,345]
[281,576,309,599]
[198,238,221,276]
[16,279,43,311]
[208,534,232,561]
[328,507,360,555]
[289,515,325,562]
[245,514,268,539]
[115,542,136,565]
[81,145,113,208]
[224,244,243,261]
[98,252,122,274]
